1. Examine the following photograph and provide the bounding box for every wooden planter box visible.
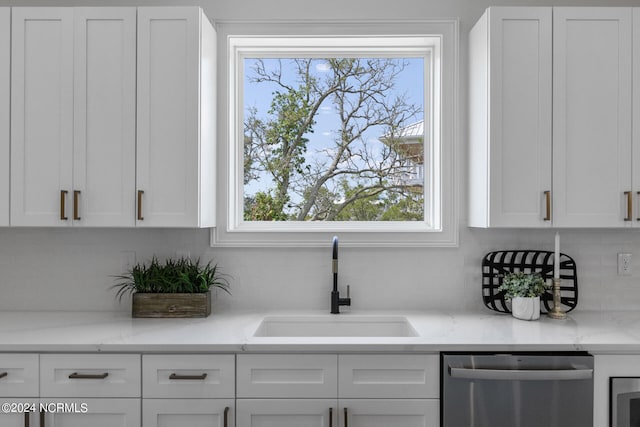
[132,292,211,318]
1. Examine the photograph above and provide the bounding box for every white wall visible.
[1,0,640,313]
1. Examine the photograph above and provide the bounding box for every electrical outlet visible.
[618,253,632,276]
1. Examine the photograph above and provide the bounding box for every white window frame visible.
[211,20,458,247]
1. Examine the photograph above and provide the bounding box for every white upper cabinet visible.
[11,7,136,227]
[72,8,136,227]
[11,8,74,226]
[633,8,640,226]
[470,7,635,228]
[553,7,632,227]
[136,7,216,228]
[0,8,8,226]
[469,7,552,228]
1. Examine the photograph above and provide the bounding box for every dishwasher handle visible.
[449,366,593,381]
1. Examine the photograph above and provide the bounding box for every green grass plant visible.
[112,257,230,301]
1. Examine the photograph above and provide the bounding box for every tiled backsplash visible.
[0,226,638,313]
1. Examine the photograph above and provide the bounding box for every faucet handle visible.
[347,285,350,298]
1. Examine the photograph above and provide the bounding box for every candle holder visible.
[548,278,567,319]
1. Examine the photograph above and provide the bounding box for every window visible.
[243,54,426,223]
[213,21,457,247]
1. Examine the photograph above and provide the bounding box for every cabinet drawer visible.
[338,354,439,398]
[143,354,234,398]
[0,354,38,397]
[40,354,140,397]
[237,354,337,398]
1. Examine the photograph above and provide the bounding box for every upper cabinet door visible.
[553,7,633,227]
[11,8,74,226]
[633,8,640,225]
[468,7,552,227]
[0,8,9,226]
[73,8,136,227]
[136,7,216,228]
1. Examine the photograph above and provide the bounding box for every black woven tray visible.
[482,250,578,313]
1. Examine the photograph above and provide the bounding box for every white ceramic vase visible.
[511,296,540,321]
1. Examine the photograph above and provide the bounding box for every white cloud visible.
[315,62,331,72]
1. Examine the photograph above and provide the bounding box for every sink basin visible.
[253,315,418,337]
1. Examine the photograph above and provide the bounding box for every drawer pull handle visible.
[137,190,144,220]
[68,372,109,379]
[329,407,333,427]
[0,372,7,379]
[169,373,207,380]
[60,190,68,220]
[73,190,81,220]
[543,190,551,221]
[224,406,229,427]
[344,407,348,427]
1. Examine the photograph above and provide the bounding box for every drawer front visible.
[237,354,337,398]
[143,354,234,398]
[338,354,439,398]
[40,354,141,398]
[0,354,39,397]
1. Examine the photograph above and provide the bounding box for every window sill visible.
[210,225,458,247]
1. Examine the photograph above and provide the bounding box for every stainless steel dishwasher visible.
[442,352,594,427]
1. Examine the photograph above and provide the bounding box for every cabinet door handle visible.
[24,411,29,427]
[137,190,144,220]
[329,407,333,427]
[625,191,633,221]
[60,190,68,220]
[543,190,551,221]
[68,372,108,379]
[39,410,44,427]
[73,190,81,220]
[636,192,640,221]
[0,372,7,379]
[344,408,348,427]
[169,373,207,380]
[223,406,229,427]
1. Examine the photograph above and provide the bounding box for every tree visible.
[243,57,423,221]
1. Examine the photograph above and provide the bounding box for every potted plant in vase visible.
[498,272,548,321]
[112,256,230,318]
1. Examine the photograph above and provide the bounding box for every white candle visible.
[554,232,560,279]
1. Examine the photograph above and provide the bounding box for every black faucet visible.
[330,236,351,314]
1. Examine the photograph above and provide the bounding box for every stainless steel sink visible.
[253,315,418,337]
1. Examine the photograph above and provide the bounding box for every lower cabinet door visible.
[236,399,337,427]
[142,399,233,427]
[341,399,439,427]
[42,398,140,427]
[0,398,36,427]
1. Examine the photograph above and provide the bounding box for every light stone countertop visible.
[0,308,639,354]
